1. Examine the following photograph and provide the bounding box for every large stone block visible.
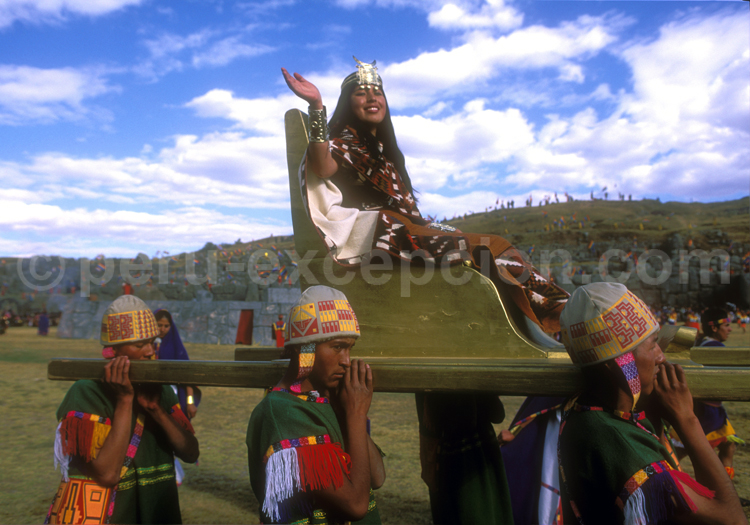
[245,283,261,302]
[87,303,109,340]
[195,290,213,302]
[226,308,241,327]
[180,314,209,343]
[46,294,71,314]
[210,283,247,301]
[57,298,76,338]
[158,284,195,301]
[268,287,302,304]
[73,298,97,314]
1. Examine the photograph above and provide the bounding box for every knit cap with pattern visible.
[100,295,159,346]
[284,286,359,392]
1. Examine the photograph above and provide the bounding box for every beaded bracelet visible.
[308,106,328,143]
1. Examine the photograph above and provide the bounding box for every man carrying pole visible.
[557,283,745,524]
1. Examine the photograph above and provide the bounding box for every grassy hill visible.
[439,196,749,252]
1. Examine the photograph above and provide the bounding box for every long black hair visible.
[328,82,416,197]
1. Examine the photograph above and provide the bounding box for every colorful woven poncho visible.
[246,389,380,524]
[48,380,194,524]
[558,401,714,524]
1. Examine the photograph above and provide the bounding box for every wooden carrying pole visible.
[48,354,750,401]
[235,345,750,368]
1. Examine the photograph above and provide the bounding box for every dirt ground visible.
[1,326,748,523]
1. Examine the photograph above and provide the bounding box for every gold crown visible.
[342,56,383,89]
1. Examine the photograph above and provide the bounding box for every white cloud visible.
[184,89,302,136]
[419,190,514,220]
[136,29,275,79]
[0,0,143,28]
[192,37,273,67]
[428,0,523,32]
[499,9,749,201]
[619,9,749,131]
[14,131,290,210]
[395,100,535,189]
[143,30,214,60]
[0,201,287,257]
[0,65,116,124]
[334,0,448,10]
[558,63,584,83]
[236,0,296,16]
[384,13,628,108]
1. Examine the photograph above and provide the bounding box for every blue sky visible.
[1,0,747,258]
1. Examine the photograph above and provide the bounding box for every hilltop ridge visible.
[1,197,747,315]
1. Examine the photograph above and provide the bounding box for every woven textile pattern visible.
[263,434,333,463]
[102,309,158,345]
[616,460,673,508]
[563,291,657,365]
[331,126,420,217]
[46,478,110,524]
[615,352,642,402]
[287,299,360,341]
[291,343,316,394]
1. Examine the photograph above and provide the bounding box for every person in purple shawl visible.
[38,309,50,336]
[154,309,201,485]
[154,310,200,419]
[500,396,566,524]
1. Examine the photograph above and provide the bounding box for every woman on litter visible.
[282,58,568,334]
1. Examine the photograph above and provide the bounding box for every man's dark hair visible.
[701,307,728,336]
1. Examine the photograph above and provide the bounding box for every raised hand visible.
[497,429,515,446]
[103,356,134,401]
[135,384,163,413]
[338,359,373,419]
[653,362,694,426]
[281,67,323,109]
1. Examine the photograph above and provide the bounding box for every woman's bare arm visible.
[185,385,197,419]
[281,67,339,178]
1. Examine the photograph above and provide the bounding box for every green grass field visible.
[1,326,748,523]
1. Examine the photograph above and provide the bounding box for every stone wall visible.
[50,233,750,344]
[529,234,749,309]
[55,287,301,346]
